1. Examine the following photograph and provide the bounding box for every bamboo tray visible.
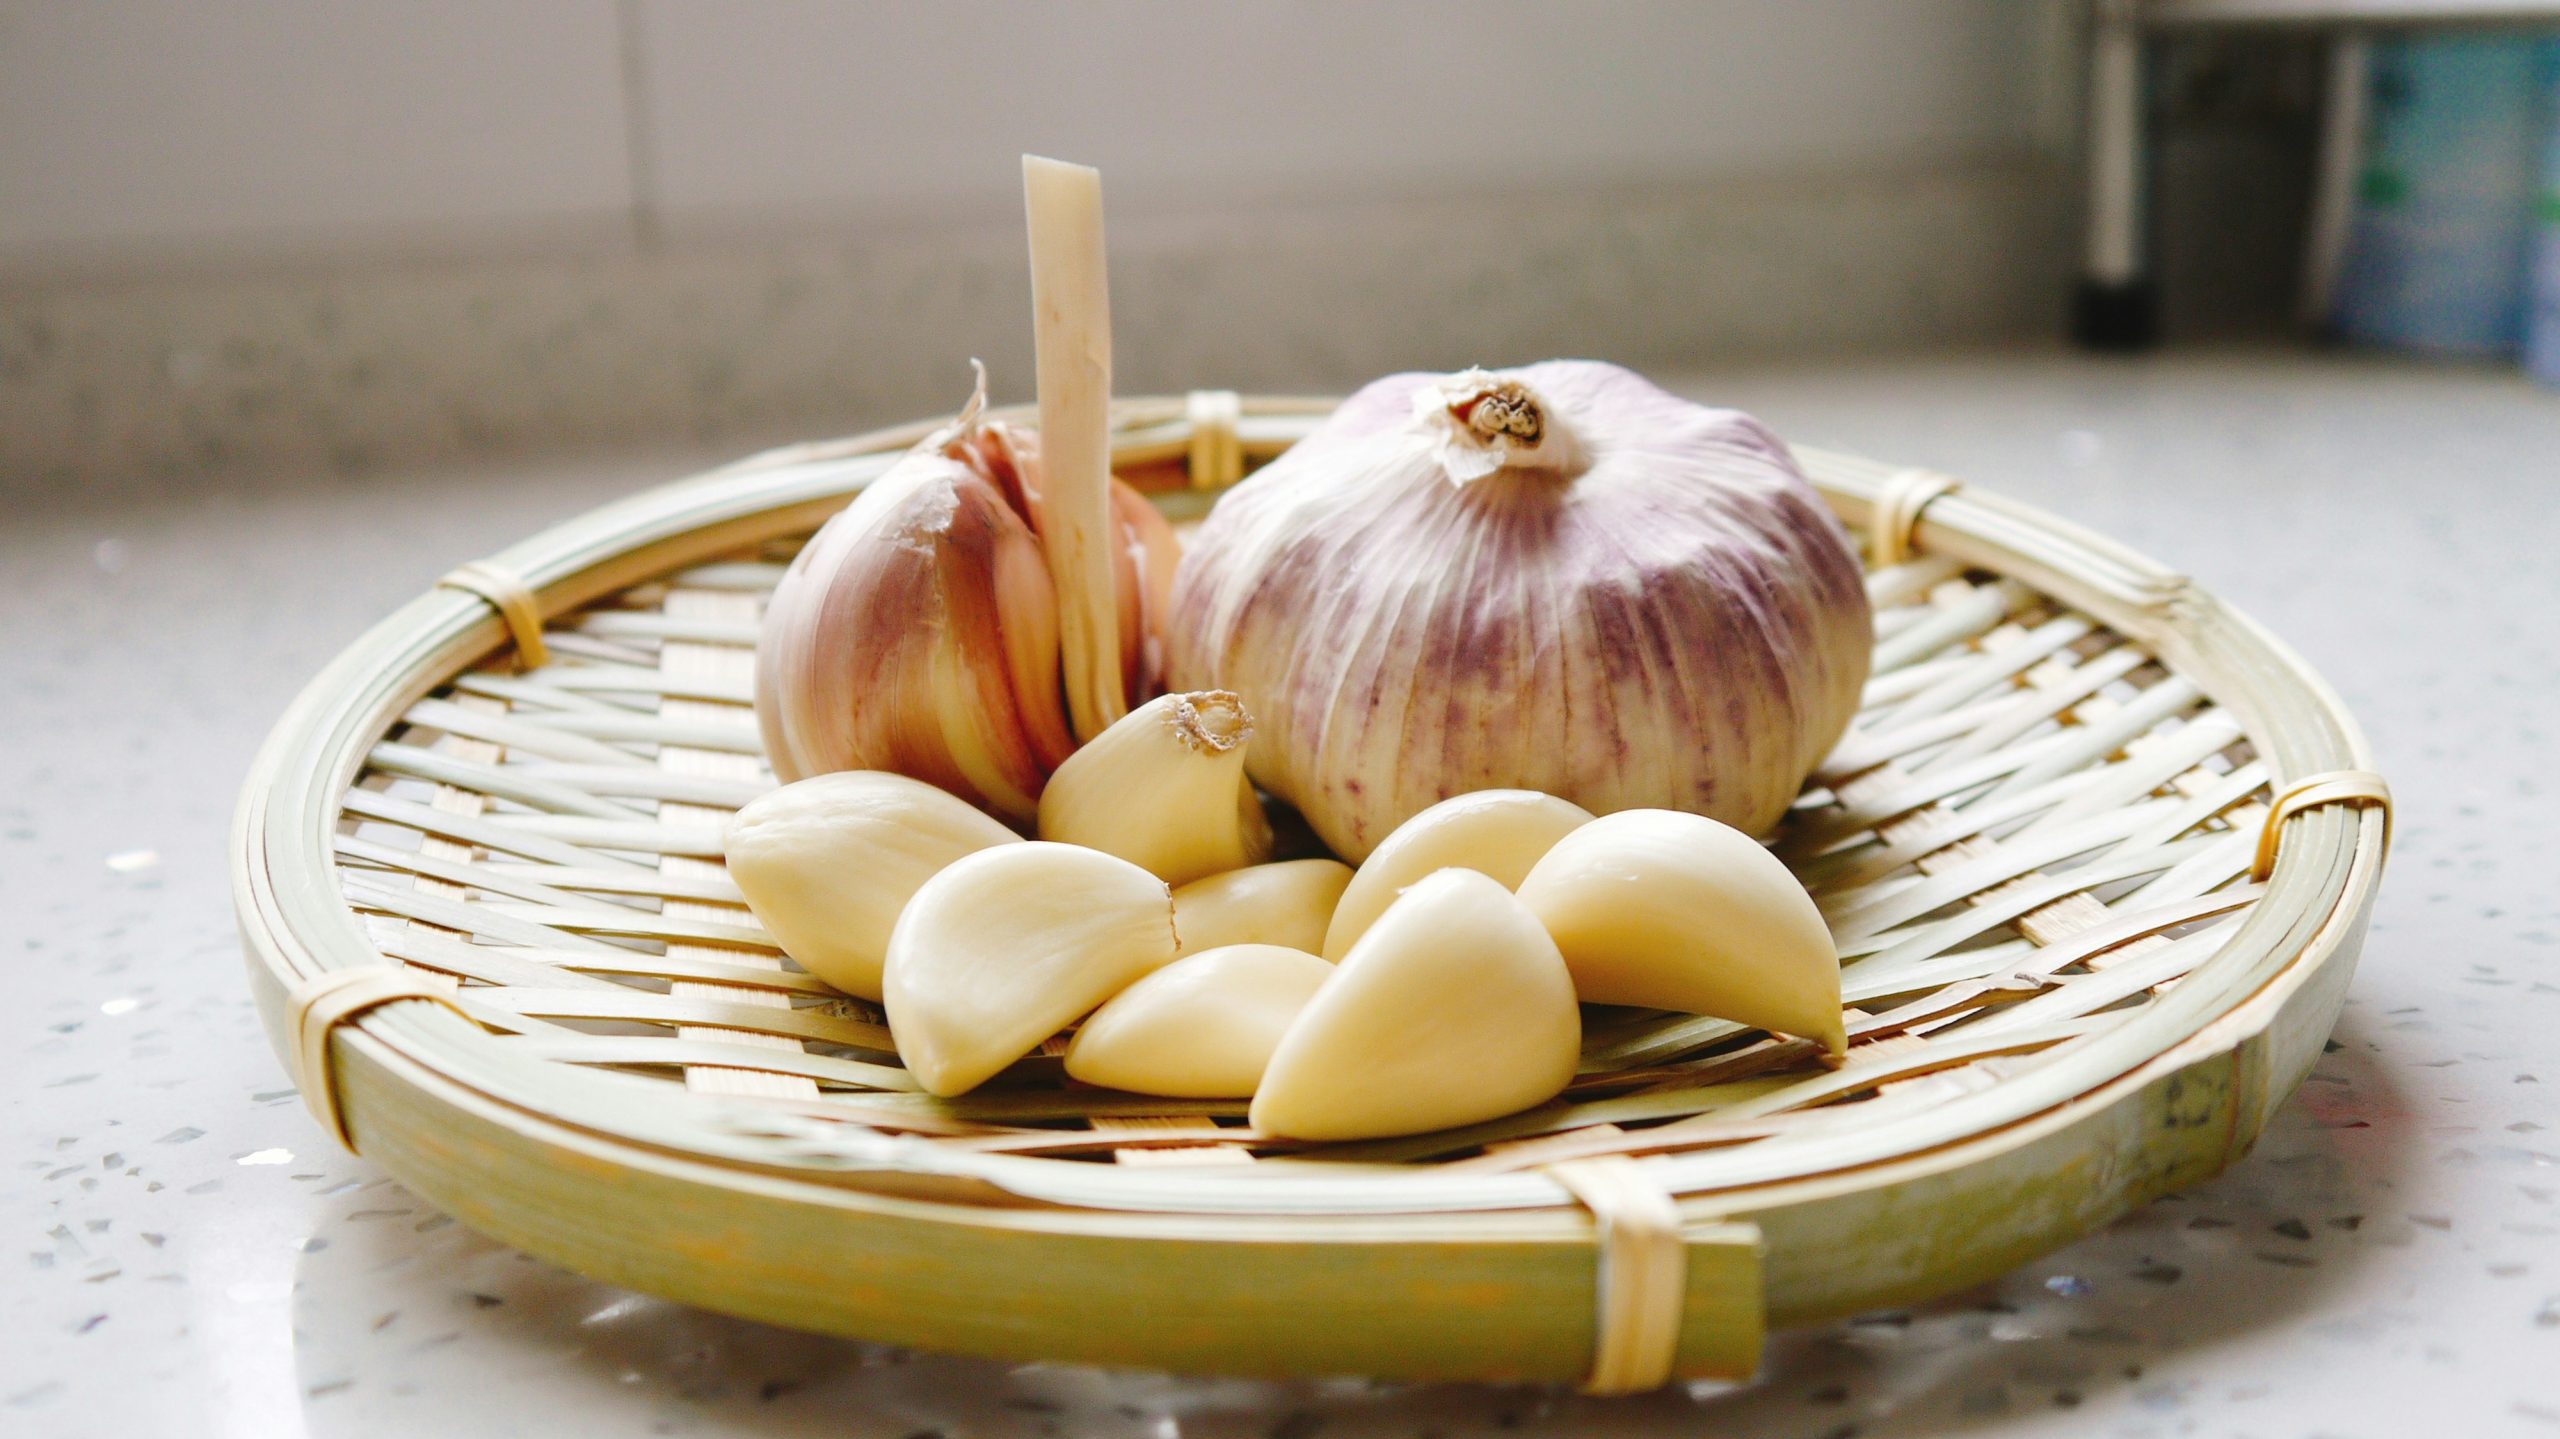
[233,394,2390,1391]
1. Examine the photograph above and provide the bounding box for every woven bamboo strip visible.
[658,586,819,1100]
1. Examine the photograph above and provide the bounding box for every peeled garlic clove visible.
[1037,690,1275,886]
[1514,808,1845,1054]
[1172,858,1352,956]
[1063,943,1333,1098]
[1251,869,1579,1142]
[1322,789,1593,960]
[723,771,1020,1001]
[1167,361,1872,860]
[883,842,1177,1096]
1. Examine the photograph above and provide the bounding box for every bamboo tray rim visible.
[232,395,2387,1222]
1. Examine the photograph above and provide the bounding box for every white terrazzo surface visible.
[4,347,2554,1438]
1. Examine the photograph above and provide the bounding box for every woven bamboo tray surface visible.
[235,395,2387,1385]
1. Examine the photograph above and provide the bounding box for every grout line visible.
[616,0,662,254]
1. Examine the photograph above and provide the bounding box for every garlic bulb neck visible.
[1423,369,1587,484]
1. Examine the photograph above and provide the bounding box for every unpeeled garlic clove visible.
[883,841,1177,1096]
[1322,790,1593,960]
[1251,869,1580,1141]
[1036,690,1275,886]
[755,365,1181,824]
[1513,808,1845,1054]
[1063,943,1334,1098]
[1171,859,1353,956]
[723,771,1020,1001]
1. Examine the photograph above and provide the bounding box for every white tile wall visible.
[0,0,2063,268]
[635,0,2050,226]
[0,1,630,265]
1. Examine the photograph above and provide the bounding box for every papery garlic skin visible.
[1322,790,1592,960]
[1251,869,1580,1142]
[1168,360,1871,861]
[756,368,1178,824]
[724,771,1020,1001]
[1036,690,1275,886]
[882,841,1178,1096]
[1514,808,1845,1055]
[1171,859,1352,956]
[1063,943,1333,1098]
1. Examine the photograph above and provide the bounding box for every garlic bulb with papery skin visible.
[1168,361,1871,861]
[756,366,1180,823]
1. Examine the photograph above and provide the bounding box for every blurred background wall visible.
[0,0,2098,492]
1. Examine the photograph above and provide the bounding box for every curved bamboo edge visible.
[228,401,2387,1379]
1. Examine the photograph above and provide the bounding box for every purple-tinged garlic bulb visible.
[1167,361,1870,861]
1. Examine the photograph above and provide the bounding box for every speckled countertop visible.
[5,347,2554,1438]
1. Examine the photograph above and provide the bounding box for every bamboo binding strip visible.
[1546,1157,1690,1394]
[2252,769,2391,882]
[285,965,472,1151]
[1868,468,1962,567]
[437,561,550,669]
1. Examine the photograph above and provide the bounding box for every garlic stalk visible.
[755,364,1179,823]
[1037,690,1275,886]
[1168,361,1872,860]
[1024,155,1124,743]
[724,770,1020,1001]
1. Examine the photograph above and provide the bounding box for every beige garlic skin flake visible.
[1037,690,1275,886]
[723,770,1020,1001]
[883,842,1178,1096]
[1252,869,1580,1142]
[1171,859,1353,956]
[1514,808,1846,1054]
[1064,943,1334,1098]
[1322,790,1593,960]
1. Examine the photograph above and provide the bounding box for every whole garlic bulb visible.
[1167,361,1871,860]
[757,368,1180,823]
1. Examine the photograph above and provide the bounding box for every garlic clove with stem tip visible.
[1037,690,1275,886]
[1513,808,1846,1055]
[1321,789,1593,960]
[723,771,1021,1001]
[883,841,1178,1097]
[1063,943,1333,1099]
[1171,858,1353,957]
[1251,869,1580,1142]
